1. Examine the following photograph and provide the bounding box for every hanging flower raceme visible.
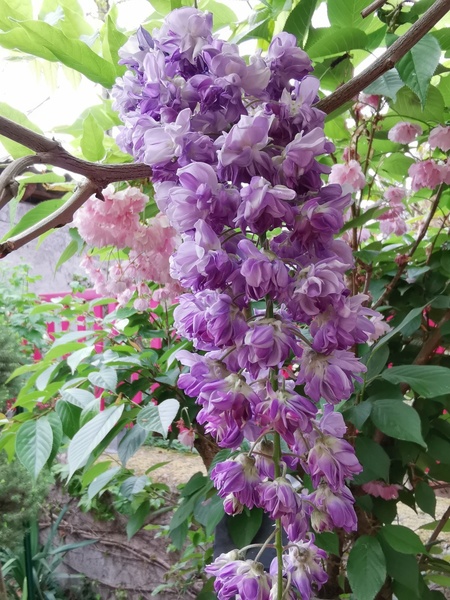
[112,9,388,598]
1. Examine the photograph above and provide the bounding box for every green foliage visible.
[0,453,49,551]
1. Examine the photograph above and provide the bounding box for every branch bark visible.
[316,0,450,114]
[0,179,99,257]
[0,116,151,185]
[361,0,389,19]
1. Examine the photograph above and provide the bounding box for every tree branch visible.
[0,116,151,185]
[316,0,450,114]
[373,184,444,310]
[0,179,99,257]
[361,0,389,19]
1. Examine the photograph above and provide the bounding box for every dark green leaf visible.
[379,524,426,554]
[227,508,263,548]
[391,86,445,124]
[415,481,436,518]
[314,531,339,555]
[371,305,425,353]
[381,366,450,398]
[355,436,391,483]
[347,535,386,600]
[344,401,372,429]
[47,411,63,464]
[380,540,419,591]
[396,35,441,106]
[56,399,81,438]
[371,399,426,447]
[127,501,150,539]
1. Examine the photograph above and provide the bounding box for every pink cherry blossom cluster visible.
[74,185,182,309]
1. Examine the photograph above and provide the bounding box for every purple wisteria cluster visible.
[113,9,384,599]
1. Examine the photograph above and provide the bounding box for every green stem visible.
[273,432,283,600]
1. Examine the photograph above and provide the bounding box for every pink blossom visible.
[362,481,402,500]
[429,124,450,152]
[74,185,148,248]
[329,160,366,193]
[384,187,405,205]
[367,314,391,342]
[176,419,196,448]
[388,122,422,144]
[409,159,444,191]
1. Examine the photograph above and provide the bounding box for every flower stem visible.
[273,431,283,600]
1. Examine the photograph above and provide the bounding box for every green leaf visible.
[0,102,44,158]
[355,436,391,483]
[327,0,375,31]
[371,305,425,353]
[314,531,339,555]
[415,481,436,518]
[61,388,96,409]
[198,0,237,30]
[0,0,32,30]
[227,508,263,548]
[0,20,117,88]
[67,346,94,374]
[379,524,426,554]
[364,344,390,383]
[396,35,441,106]
[371,399,426,447]
[81,460,113,487]
[47,411,63,464]
[283,0,318,46]
[118,425,148,467]
[344,401,373,429]
[102,15,127,71]
[380,541,420,591]
[16,418,53,479]
[55,240,80,271]
[45,341,86,361]
[88,466,121,499]
[194,493,224,535]
[67,404,125,476]
[88,368,118,391]
[120,475,149,498]
[340,206,388,234]
[306,27,368,59]
[136,399,180,438]
[80,112,105,162]
[381,366,450,398]
[391,86,445,124]
[364,69,404,101]
[127,501,150,539]
[56,399,81,438]
[347,535,386,600]
[1,199,65,242]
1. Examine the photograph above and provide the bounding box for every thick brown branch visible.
[0,179,98,257]
[373,185,444,309]
[361,0,389,18]
[316,0,450,114]
[0,115,151,185]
